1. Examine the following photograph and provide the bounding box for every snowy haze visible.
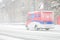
[0,24,60,40]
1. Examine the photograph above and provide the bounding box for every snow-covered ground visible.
[0,24,60,40]
[0,35,24,40]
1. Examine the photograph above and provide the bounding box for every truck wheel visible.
[26,25,29,30]
[45,28,49,30]
[27,22,40,31]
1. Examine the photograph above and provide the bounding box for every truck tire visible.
[45,28,49,30]
[27,22,40,31]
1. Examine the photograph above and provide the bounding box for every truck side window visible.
[31,14,35,18]
[35,14,40,17]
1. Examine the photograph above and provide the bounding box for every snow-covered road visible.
[0,24,60,40]
[0,35,24,40]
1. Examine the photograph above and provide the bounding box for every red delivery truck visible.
[57,16,60,25]
[26,11,54,30]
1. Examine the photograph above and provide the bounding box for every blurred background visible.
[0,0,60,24]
